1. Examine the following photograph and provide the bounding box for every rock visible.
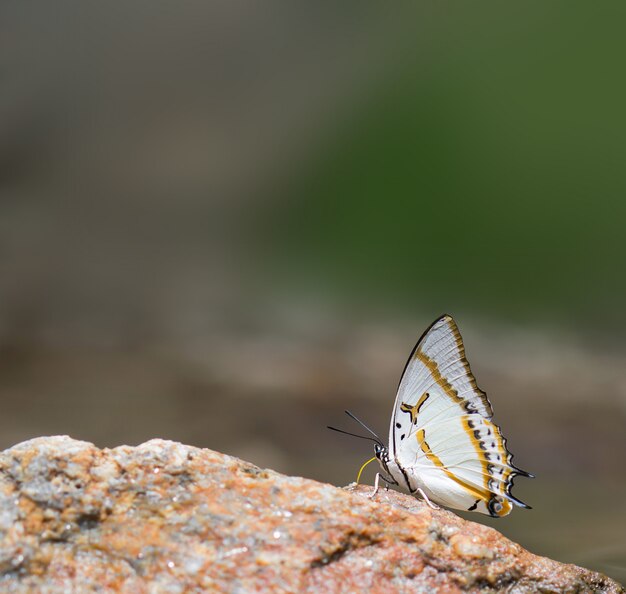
[0,436,622,594]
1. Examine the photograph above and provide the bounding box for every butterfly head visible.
[374,442,389,463]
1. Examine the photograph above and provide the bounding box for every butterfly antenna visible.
[344,410,384,444]
[326,425,382,445]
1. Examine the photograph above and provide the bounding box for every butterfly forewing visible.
[389,316,491,449]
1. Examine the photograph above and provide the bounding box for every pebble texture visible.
[0,436,622,594]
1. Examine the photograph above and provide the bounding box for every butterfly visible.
[329,314,532,517]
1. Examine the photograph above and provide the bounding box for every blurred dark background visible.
[1,1,625,583]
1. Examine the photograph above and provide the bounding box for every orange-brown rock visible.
[0,436,622,593]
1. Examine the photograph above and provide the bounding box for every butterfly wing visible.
[389,315,530,517]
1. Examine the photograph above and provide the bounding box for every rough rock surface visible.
[0,437,622,594]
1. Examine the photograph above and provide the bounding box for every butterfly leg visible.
[369,473,397,498]
[381,475,396,491]
[416,487,440,510]
[369,473,382,498]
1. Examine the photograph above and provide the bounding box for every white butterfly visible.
[331,314,532,517]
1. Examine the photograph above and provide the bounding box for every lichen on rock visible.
[0,436,622,593]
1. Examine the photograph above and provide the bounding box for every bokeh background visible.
[2,1,625,583]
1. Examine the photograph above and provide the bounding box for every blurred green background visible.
[1,1,625,583]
